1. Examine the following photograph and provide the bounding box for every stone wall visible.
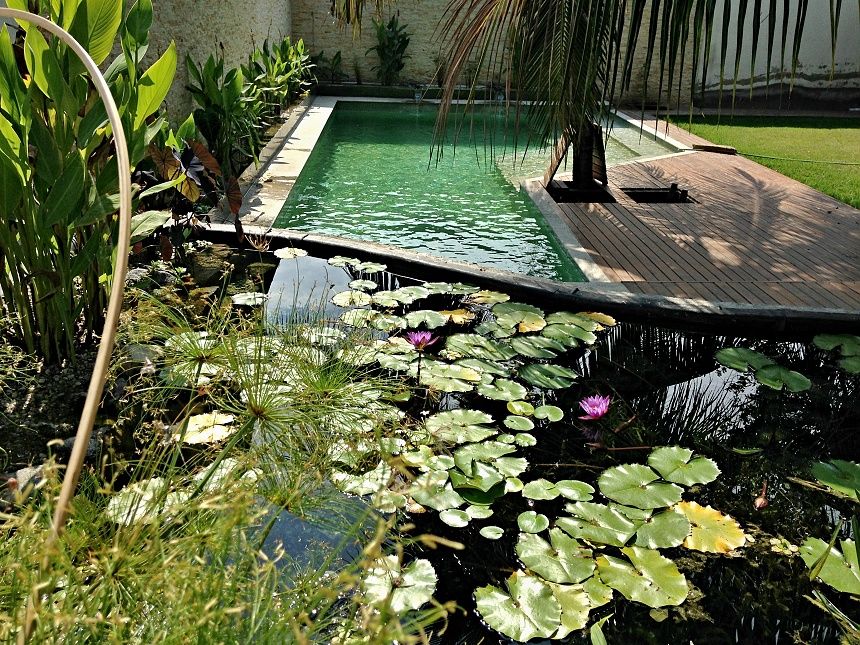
[148,0,292,120]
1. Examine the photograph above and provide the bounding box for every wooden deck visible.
[554,128,860,311]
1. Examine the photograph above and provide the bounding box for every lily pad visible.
[405,310,449,329]
[544,312,602,331]
[425,409,497,444]
[340,309,377,328]
[327,255,360,267]
[810,460,860,500]
[634,511,692,549]
[446,334,517,361]
[331,461,392,496]
[522,478,563,501]
[454,441,518,476]
[475,321,517,339]
[371,291,401,308]
[550,583,594,637]
[273,247,308,259]
[474,572,560,642]
[504,415,535,431]
[173,412,236,444]
[755,364,812,392]
[450,462,505,493]
[419,360,482,393]
[514,433,537,447]
[439,509,471,527]
[348,279,377,291]
[466,505,494,520]
[331,290,373,307]
[371,313,407,332]
[800,538,860,594]
[647,446,720,487]
[813,334,860,356]
[516,529,595,584]
[598,464,683,509]
[596,546,688,607]
[493,302,546,333]
[364,556,437,612]
[465,290,511,305]
[534,405,565,422]
[353,261,387,273]
[557,501,641,547]
[541,323,597,346]
[518,511,550,533]
[478,379,528,401]
[509,335,567,359]
[231,292,268,307]
[439,309,476,325]
[674,501,747,553]
[421,281,453,295]
[455,357,510,377]
[409,472,466,511]
[715,347,775,372]
[555,480,595,502]
[518,364,578,389]
[450,283,480,294]
[495,457,530,478]
[480,526,504,540]
[392,285,430,303]
[105,477,186,525]
[839,356,860,373]
[507,400,535,416]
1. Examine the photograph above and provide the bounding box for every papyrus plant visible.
[0,0,176,362]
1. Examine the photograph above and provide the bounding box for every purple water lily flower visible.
[578,394,611,420]
[404,330,439,351]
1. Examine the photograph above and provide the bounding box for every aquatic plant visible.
[579,394,611,420]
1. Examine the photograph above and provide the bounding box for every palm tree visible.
[337,0,850,190]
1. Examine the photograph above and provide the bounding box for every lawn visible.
[670,116,860,209]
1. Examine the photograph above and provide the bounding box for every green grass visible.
[670,116,860,209]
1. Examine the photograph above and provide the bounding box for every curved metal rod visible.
[0,8,132,641]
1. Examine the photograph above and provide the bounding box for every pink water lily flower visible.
[578,394,611,420]
[404,330,439,351]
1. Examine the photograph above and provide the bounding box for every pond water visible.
[266,252,858,644]
[274,103,672,282]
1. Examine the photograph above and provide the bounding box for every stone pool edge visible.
[203,223,859,335]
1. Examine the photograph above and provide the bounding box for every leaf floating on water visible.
[331,290,373,307]
[456,357,510,377]
[418,360,482,393]
[518,364,577,389]
[352,261,387,273]
[534,405,565,422]
[509,335,567,359]
[475,320,516,339]
[478,378,528,401]
[439,309,477,325]
[647,446,721,487]
[507,400,535,416]
[480,525,504,540]
[596,546,688,608]
[544,312,602,331]
[550,582,595,638]
[425,409,497,444]
[174,412,236,444]
[714,347,776,372]
[493,302,547,333]
[371,313,407,332]
[364,556,437,612]
[578,312,617,327]
[339,309,377,328]
[542,323,597,346]
[504,415,534,431]
[522,478,562,501]
[810,460,860,500]
[446,333,516,361]
[516,529,595,584]
[634,510,692,549]
[799,538,860,594]
[331,461,392,496]
[440,509,471,527]
[105,477,185,525]
[555,480,595,502]
[556,501,641,547]
[674,501,747,553]
[273,247,308,259]
[754,364,812,392]
[598,464,683,509]
[392,285,430,303]
[839,356,860,373]
[474,572,560,642]
[518,511,550,533]
[404,309,448,329]
[348,279,377,291]
[813,333,860,357]
[421,281,453,295]
[327,255,361,267]
[465,290,511,305]
[230,292,268,307]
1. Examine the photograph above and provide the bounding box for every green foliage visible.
[716,346,811,392]
[0,0,175,361]
[367,15,410,85]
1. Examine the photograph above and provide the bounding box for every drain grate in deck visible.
[621,183,696,203]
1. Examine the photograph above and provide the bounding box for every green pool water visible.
[274,102,673,281]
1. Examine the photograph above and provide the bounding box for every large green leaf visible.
[534,405,565,422]
[40,153,85,229]
[474,572,560,642]
[363,556,437,612]
[405,309,448,329]
[516,529,595,584]
[634,510,691,549]
[454,441,517,476]
[493,302,547,332]
[715,347,775,372]
[596,547,688,608]
[518,364,577,389]
[521,478,594,502]
[541,323,597,346]
[754,364,812,392]
[130,210,172,242]
[24,27,75,112]
[477,378,528,401]
[800,538,860,595]
[134,42,177,129]
[518,511,550,533]
[545,312,602,330]
[598,464,683,509]
[70,0,123,65]
[409,471,465,511]
[556,501,641,547]
[425,409,497,444]
[449,462,505,493]
[813,334,860,357]
[509,335,567,359]
[446,334,517,361]
[810,460,860,501]
[455,357,510,377]
[550,583,593,638]
[418,360,481,393]
[673,501,747,553]
[647,446,720,487]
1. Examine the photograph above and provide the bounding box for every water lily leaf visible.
[557,502,642,547]
[340,309,377,328]
[475,320,516,339]
[466,505,494,520]
[300,325,346,347]
[534,405,564,422]
[555,480,595,502]
[518,364,577,389]
[371,291,401,307]
[419,360,482,393]
[478,378,528,401]
[800,538,860,594]
[504,415,534,431]
[647,446,721,487]
[273,247,308,259]
[459,481,507,506]
[440,509,471,527]
[495,457,529,478]
[364,556,437,612]
[582,576,614,607]
[813,334,860,356]
[493,302,546,332]
[544,312,601,331]
[674,501,747,553]
[515,433,537,447]
[596,547,688,607]
[337,344,378,366]
[634,511,692,549]
[405,309,448,329]
[447,334,517,361]
[231,292,268,307]
[578,312,617,327]
[450,283,480,294]
[106,477,188,525]
[421,281,453,294]
[331,461,392,496]
[541,323,597,346]
[474,572,560,642]
[409,471,465,511]
[425,409,497,444]
[522,478,562,501]
[455,358,510,377]
[327,255,360,267]
[480,526,504,540]
[810,460,860,500]
[372,490,408,513]
[348,279,377,291]
[508,400,535,416]
[598,464,683,509]
[516,528,595,584]
[518,511,550,533]
[332,290,373,307]
[371,313,407,332]
[450,462,505,492]
[509,335,567,359]
[353,261,387,273]
[174,412,236,444]
[839,356,860,373]
[391,285,430,304]
[715,347,775,372]
[754,364,812,392]
[377,353,414,372]
[439,309,476,325]
[506,477,525,492]
[465,290,511,305]
[550,583,594,637]
[454,441,517,476]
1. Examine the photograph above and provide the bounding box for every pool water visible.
[274,103,673,281]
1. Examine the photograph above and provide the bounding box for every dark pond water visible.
[268,253,858,644]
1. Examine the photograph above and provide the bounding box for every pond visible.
[265,249,858,643]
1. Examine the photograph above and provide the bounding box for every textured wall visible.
[148,0,292,120]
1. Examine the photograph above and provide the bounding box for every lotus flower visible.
[578,394,611,420]
[404,331,439,351]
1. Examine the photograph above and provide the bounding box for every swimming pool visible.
[274,102,676,281]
